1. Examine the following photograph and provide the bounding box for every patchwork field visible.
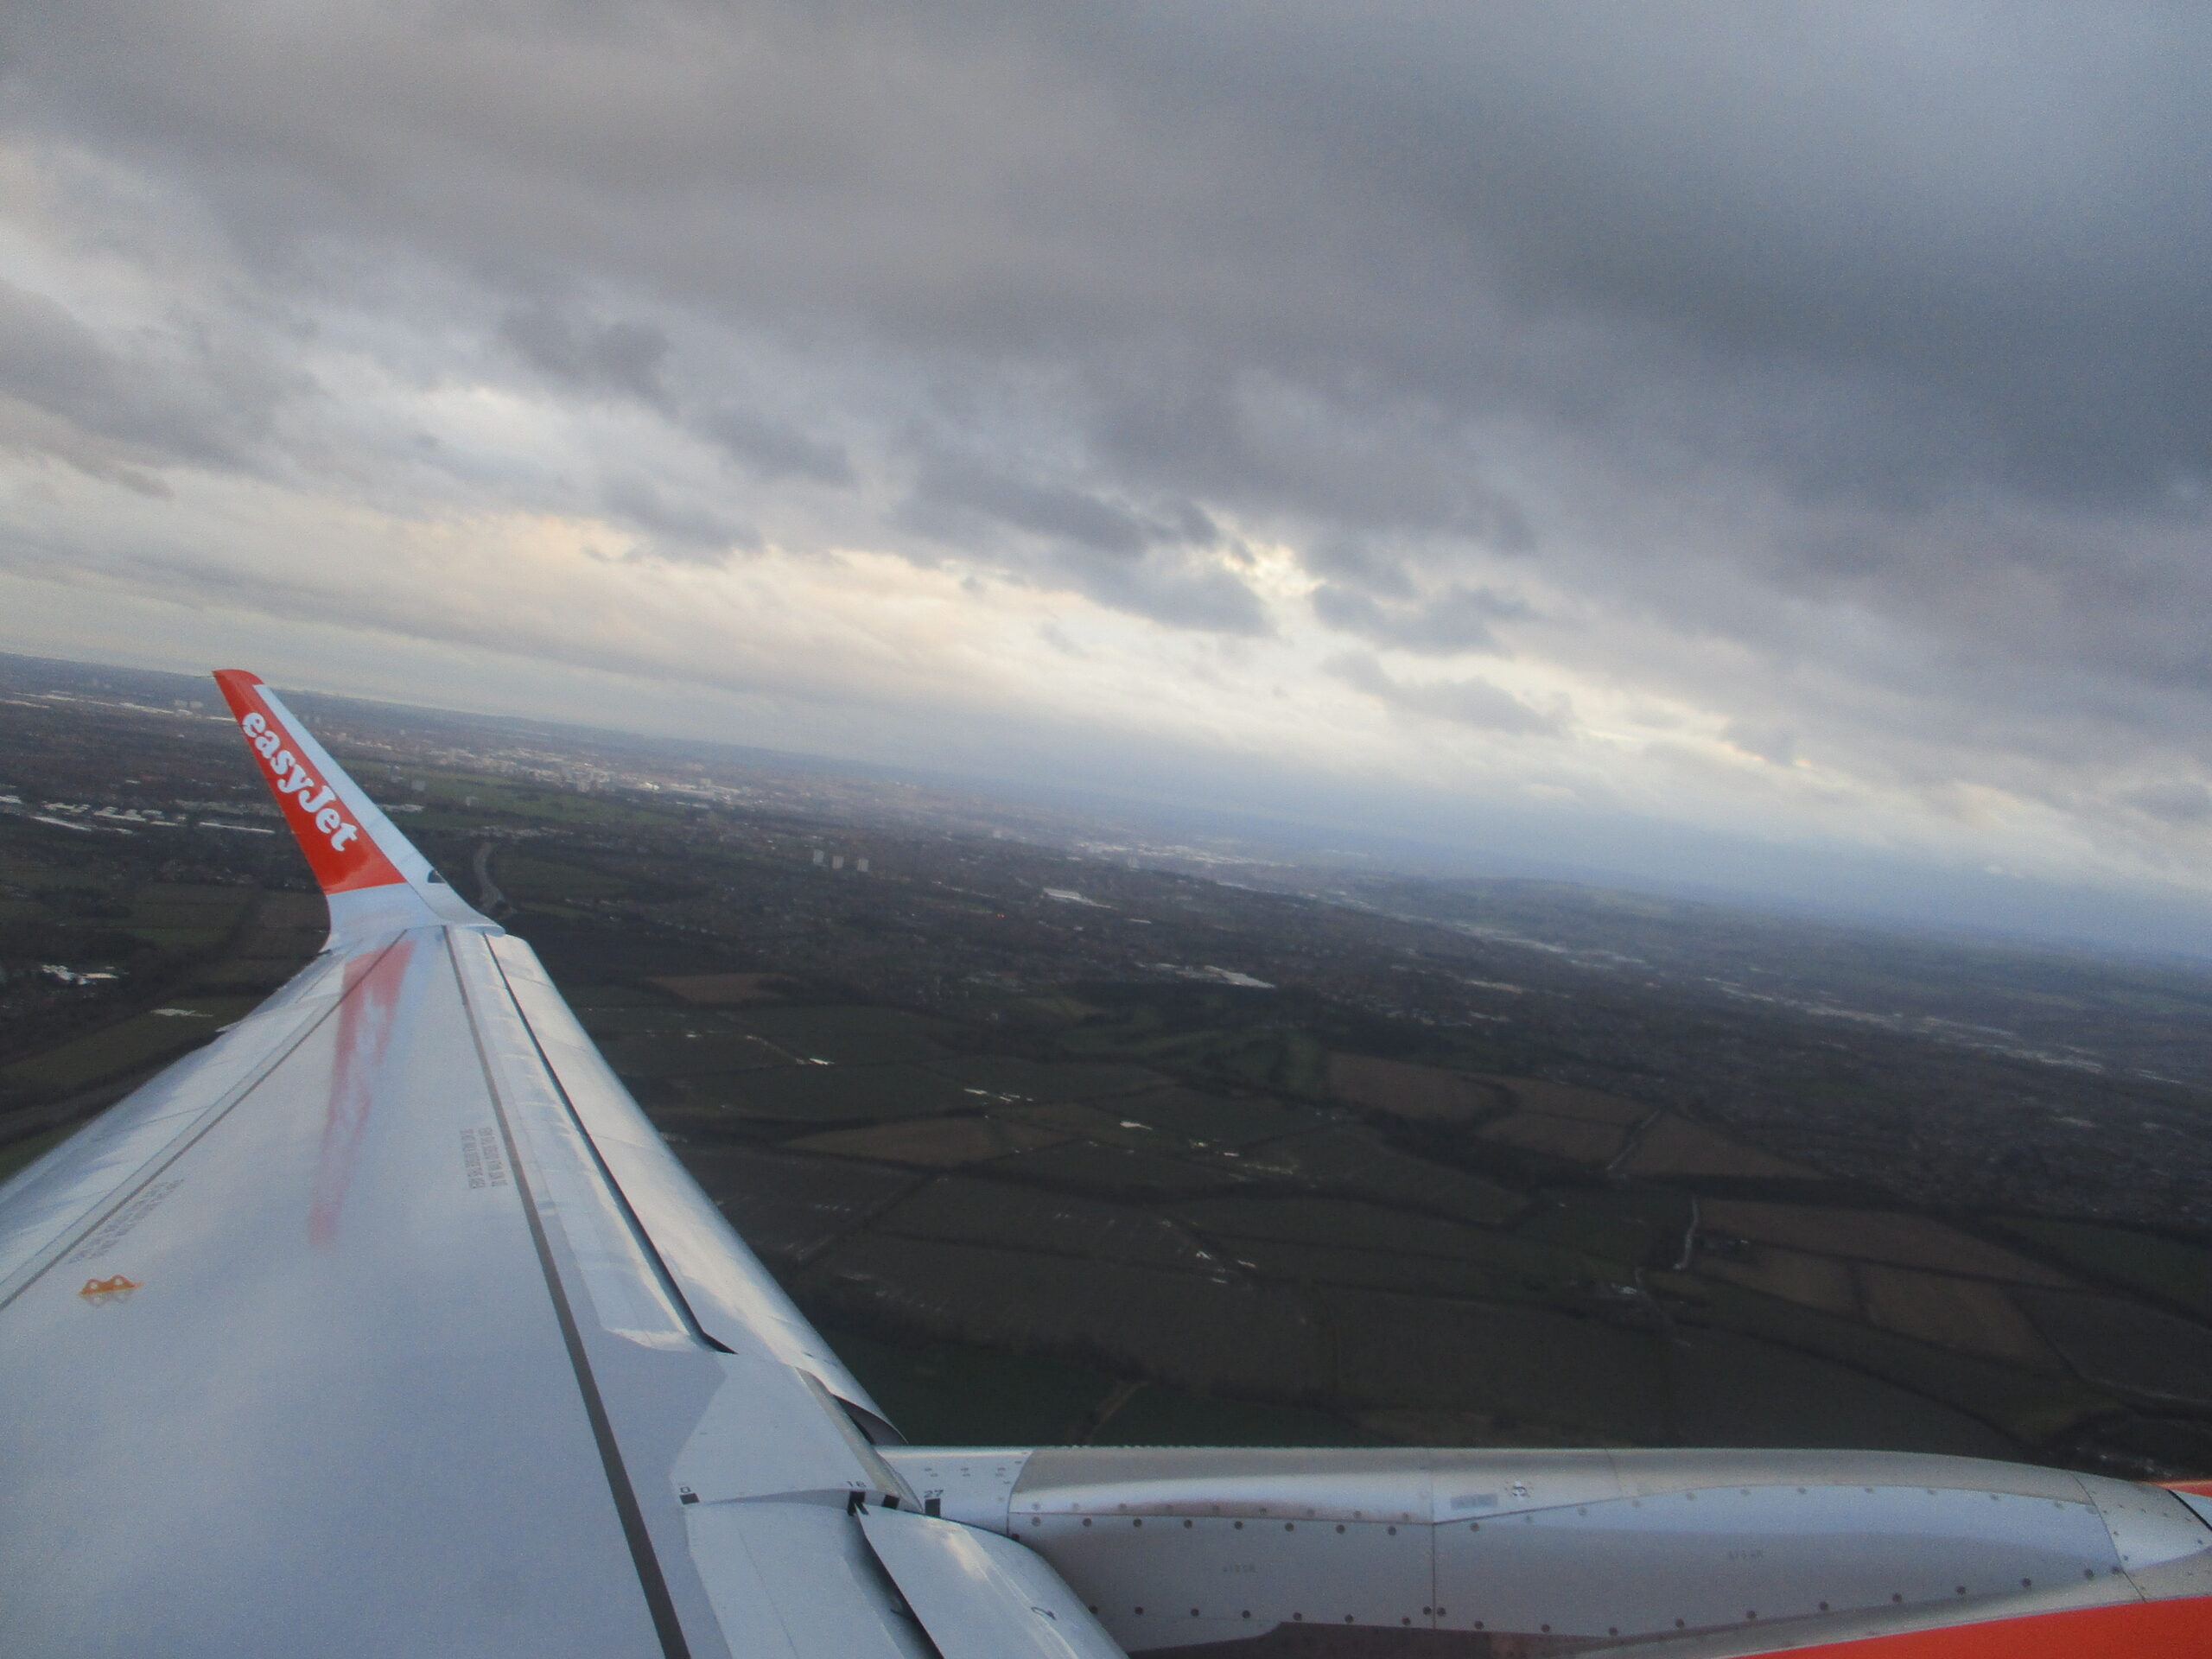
[550,964,2212,1465]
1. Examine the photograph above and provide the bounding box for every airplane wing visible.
[3,670,2209,1657]
[0,671,1119,1659]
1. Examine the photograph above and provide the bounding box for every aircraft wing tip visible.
[210,669,415,900]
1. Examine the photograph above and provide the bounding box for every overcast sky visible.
[3,3,2212,944]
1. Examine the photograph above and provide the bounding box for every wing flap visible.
[858,1504,1129,1659]
[488,932,893,1426]
[687,1501,936,1659]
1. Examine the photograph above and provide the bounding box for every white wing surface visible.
[0,671,1059,1657]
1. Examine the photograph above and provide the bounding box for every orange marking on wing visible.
[310,939,416,1248]
[1778,1594,2212,1656]
[78,1275,141,1303]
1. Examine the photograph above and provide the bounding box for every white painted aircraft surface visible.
[2,670,2209,1657]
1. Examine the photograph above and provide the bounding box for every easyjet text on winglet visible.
[240,712,363,852]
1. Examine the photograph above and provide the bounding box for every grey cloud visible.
[912,455,1152,556]
[10,0,2212,874]
[1326,651,1566,736]
[0,279,294,474]
[698,406,852,485]
[500,305,671,407]
[0,283,118,428]
[2120,780,2212,824]
[601,475,757,563]
[1723,721,1799,767]
[17,1,2212,522]
[1084,365,1542,552]
[1303,541,1414,600]
[904,452,1266,631]
[1043,546,1268,636]
[1311,582,1532,656]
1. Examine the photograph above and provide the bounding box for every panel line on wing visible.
[0,938,403,1313]
[482,940,730,1355]
[447,927,696,1659]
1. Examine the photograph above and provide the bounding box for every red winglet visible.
[213,670,407,894]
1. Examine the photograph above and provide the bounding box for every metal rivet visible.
[1336,1524,1345,1534]
[1134,1519,1142,1528]
[1286,1522,1295,1531]
[1819,1602,1829,1612]
[1242,1611,1251,1620]
[1032,1519,1040,1528]
[1675,1620,1685,1630]
[1389,1526,1397,1535]
[2022,1579,2032,1588]
[1891,1593,1903,1603]
[1293,1613,1303,1622]
[1469,1522,1480,1531]
[1955,1587,1966,1596]
[1184,1520,1193,1529]
[1746,1611,1758,1620]
[1135,1608,1145,1616]
[1402,1618,1412,1627]
[1344,1616,1354,1624]
[1234,1522,1243,1529]
[1082,1519,1091,1528]
[1541,1624,1551,1634]
[1191,1610,1199,1618]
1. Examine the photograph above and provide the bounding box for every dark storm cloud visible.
[12,1,2210,524]
[1053,3,2212,510]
